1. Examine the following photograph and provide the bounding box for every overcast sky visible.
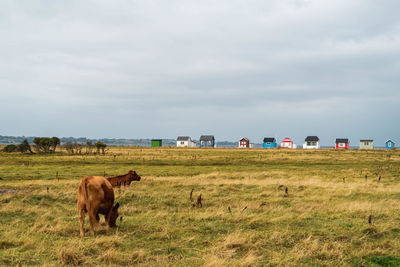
[1,0,399,145]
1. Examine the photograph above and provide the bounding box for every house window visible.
[208,141,211,144]
[388,143,392,147]
[180,141,184,145]
[201,141,204,144]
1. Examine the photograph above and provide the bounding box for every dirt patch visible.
[0,188,17,195]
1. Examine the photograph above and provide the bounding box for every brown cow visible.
[107,170,141,187]
[77,175,120,237]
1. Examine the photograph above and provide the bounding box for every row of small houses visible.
[150,136,397,149]
[151,136,213,147]
[239,136,396,149]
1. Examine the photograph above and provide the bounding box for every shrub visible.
[2,144,18,152]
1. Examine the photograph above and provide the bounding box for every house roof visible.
[200,135,215,141]
[336,138,349,143]
[263,137,276,142]
[151,139,162,142]
[360,139,373,142]
[177,136,191,141]
[282,138,293,143]
[240,137,249,141]
[386,139,395,143]
[305,136,319,142]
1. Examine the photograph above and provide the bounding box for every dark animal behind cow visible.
[107,170,141,187]
[77,175,120,237]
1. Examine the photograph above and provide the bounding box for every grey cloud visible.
[0,0,399,144]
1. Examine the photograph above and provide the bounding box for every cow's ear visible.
[113,202,119,210]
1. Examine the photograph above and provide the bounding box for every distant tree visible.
[33,137,42,152]
[74,143,83,155]
[64,142,75,154]
[64,142,85,154]
[49,137,60,153]
[18,139,33,154]
[95,142,107,155]
[32,137,60,153]
[86,141,95,154]
[33,137,52,153]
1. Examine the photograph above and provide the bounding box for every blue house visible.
[263,137,277,148]
[200,135,216,148]
[385,139,395,150]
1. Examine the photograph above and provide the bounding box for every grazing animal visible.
[285,187,289,196]
[368,215,372,225]
[77,175,120,237]
[107,170,141,187]
[259,202,267,208]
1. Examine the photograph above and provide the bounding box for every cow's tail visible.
[83,176,90,210]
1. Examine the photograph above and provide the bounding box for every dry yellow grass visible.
[0,147,400,266]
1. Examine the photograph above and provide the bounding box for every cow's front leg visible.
[105,211,111,232]
[88,208,100,236]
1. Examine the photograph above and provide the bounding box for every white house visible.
[280,137,297,149]
[303,136,320,149]
[176,136,196,147]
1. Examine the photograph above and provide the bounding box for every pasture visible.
[1,147,400,266]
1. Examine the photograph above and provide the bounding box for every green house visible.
[151,139,162,147]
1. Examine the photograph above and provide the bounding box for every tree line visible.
[1,137,107,154]
[64,141,107,155]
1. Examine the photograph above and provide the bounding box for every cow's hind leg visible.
[79,208,85,237]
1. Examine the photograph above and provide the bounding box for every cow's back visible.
[78,176,114,210]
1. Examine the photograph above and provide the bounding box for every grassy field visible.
[1,147,400,266]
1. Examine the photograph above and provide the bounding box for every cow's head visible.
[108,202,120,227]
[128,170,141,182]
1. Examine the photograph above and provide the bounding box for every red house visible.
[335,138,349,149]
[280,137,297,149]
[238,137,250,148]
